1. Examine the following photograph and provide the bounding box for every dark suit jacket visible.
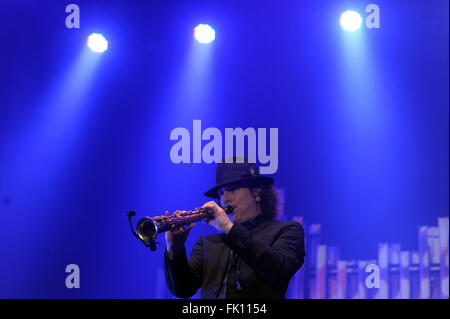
[163,216,305,299]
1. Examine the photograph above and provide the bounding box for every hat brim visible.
[204,176,274,199]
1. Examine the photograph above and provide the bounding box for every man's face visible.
[218,185,259,223]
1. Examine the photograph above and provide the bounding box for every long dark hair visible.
[251,185,278,220]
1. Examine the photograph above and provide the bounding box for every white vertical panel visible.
[428,227,441,298]
[419,226,430,299]
[315,245,327,299]
[438,217,449,299]
[400,251,410,299]
[378,243,389,299]
[347,261,359,299]
[357,260,368,299]
[389,243,401,299]
[410,251,421,299]
[327,246,340,299]
[337,261,347,299]
[307,224,321,299]
[428,227,440,265]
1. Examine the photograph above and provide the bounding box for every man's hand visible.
[201,201,234,233]
[165,210,195,256]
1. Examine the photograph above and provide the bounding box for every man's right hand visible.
[165,210,195,256]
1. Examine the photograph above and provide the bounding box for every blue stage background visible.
[0,0,448,298]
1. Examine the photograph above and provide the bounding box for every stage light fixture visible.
[87,33,108,53]
[194,24,215,44]
[340,10,363,31]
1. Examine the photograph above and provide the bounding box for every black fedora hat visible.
[204,158,274,199]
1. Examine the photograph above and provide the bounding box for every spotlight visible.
[340,10,362,32]
[87,33,108,53]
[194,24,215,44]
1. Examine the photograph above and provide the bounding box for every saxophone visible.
[127,206,234,251]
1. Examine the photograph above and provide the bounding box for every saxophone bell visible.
[136,217,158,243]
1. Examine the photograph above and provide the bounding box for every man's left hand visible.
[201,201,234,233]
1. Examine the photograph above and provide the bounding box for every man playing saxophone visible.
[163,158,305,299]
